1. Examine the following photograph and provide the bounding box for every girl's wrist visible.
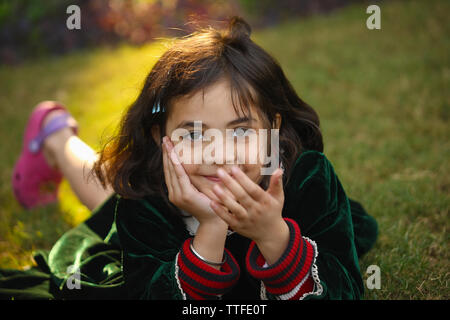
[254,218,290,265]
[192,219,229,270]
[197,214,229,230]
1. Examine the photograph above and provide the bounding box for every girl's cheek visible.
[182,163,198,176]
[242,164,263,185]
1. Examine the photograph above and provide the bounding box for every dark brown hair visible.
[93,16,323,202]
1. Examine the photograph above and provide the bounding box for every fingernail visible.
[278,170,284,182]
[217,168,225,177]
[163,137,170,150]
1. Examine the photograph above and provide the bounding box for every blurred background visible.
[0,0,448,299]
[0,0,361,64]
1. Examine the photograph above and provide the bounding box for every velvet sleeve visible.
[115,196,188,300]
[281,150,365,300]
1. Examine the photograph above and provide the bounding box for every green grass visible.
[0,0,448,299]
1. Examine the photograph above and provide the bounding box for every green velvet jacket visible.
[0,150,378,300]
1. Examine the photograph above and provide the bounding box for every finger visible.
[216,168,253,208]
[163,138,183,195]
[230,166,265,201]
[212,184,247,219]
[162,141,174,196]
[210,200,238,227]
[267,168,284,200]
[168,147,192,190]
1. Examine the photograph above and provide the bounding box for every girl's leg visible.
[42,110,113,211]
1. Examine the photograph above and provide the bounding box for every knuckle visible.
[249,186,261,198]
[236,191,246,201]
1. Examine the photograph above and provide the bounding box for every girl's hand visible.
[162,136,226,227]
[210,166,289,264]
[162,136,229,268]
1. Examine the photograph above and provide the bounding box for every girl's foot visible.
[12,101,78,209]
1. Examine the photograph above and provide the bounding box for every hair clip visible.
[152,101,165,114]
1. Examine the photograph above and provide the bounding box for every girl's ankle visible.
[41,110,75,169]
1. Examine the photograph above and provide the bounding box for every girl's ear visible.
[151,125,161,145]
[273,113,282,129]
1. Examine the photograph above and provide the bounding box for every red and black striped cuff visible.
[176,238,240,300]
[245,218,316,297]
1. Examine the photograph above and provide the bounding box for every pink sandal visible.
[12,101,78,209]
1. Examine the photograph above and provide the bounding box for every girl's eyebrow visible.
[176,116,256,129]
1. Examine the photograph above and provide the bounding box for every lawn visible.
[0,0,448,299]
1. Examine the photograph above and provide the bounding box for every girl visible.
[1,17,377,300]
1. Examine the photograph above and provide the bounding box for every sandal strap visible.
[28,113,77,153]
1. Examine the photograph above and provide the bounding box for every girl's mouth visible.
[203,175,221,182]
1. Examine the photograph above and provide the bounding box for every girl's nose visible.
[223,139,237,165]
[202,135,237,166]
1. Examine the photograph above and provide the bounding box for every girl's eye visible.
[185,131,203,141]
[233,127,252,137]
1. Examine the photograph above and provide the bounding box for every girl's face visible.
[164,78,274,204]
